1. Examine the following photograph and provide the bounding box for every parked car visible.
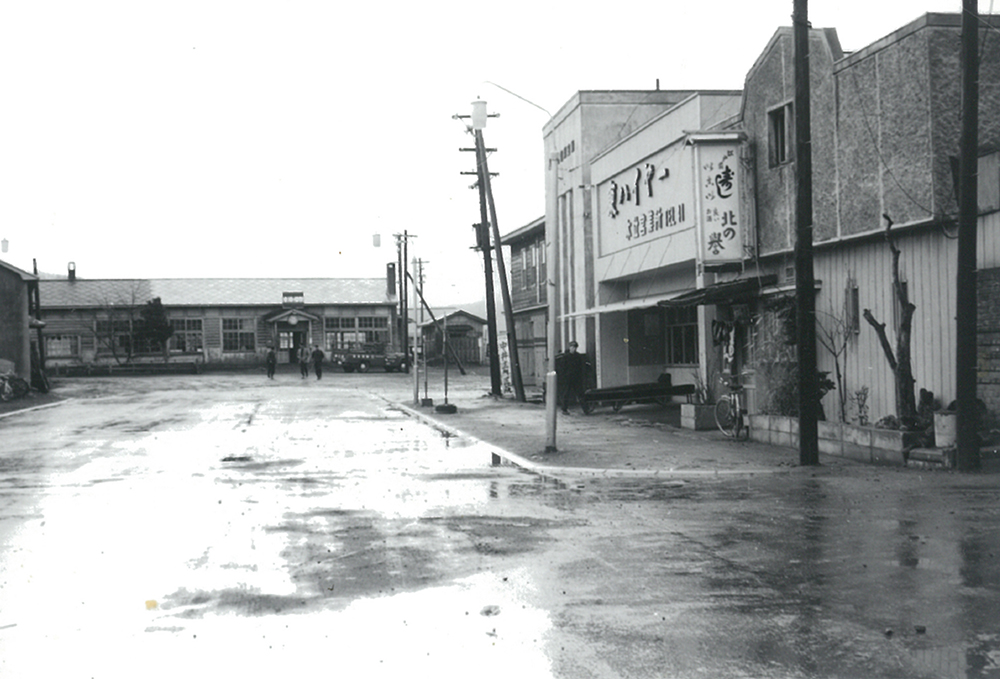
[337,343,408,373]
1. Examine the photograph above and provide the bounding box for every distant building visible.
[37,269,399,369]
[419,310,487,366]
[0,259,40,380]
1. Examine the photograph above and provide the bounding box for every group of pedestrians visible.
[265,344,327,380]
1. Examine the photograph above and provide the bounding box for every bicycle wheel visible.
[733,404,747,440]
[715,396,736,436]
[10,376,30,399]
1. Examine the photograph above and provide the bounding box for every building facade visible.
[541,12,1000,427]
[419,310,486,366]
[38,274,398,369]
[501,216,547,387]
[543,90,744,396]
[0,259,40,380]
[743,14,1000,424]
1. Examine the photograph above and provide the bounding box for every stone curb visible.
[0,399,69,420]
[388,399,798,479]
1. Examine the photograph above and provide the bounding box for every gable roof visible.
[420,309,488,328]
[500,216,545,246]
[0,259,39,282]
[38,278,395,309]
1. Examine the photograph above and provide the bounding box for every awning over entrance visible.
[263,308,322,325]
[657,273,778,307]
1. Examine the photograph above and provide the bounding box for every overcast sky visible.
[0,1,980,305]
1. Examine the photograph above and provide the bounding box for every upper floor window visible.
[768,103,794,166]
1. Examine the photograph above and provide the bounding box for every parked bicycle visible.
[0,373,31,402]
[715,373,750,440]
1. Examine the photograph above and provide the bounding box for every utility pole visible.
[460,143,502,396]
[477,126,526,402]
[794,0,820,465]
[956,0,981,471]
[394,232,416,370]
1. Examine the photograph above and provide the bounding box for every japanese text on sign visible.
[698,145,743,262]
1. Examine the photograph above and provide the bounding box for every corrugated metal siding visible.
[814,224,987,422]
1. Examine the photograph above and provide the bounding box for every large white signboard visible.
[597,144,693,258]
[695,143,743,265]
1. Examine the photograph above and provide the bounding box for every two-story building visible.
[500,216,547,387]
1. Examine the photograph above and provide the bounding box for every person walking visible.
[298,345,310,379]
[556,340,589,414]
[265,345,277,379]
[311,344,326,380]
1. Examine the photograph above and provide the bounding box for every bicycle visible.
[715,373,749,440]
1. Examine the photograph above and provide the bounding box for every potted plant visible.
[681,367,718,430]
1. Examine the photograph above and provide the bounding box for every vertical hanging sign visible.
[697,143,743,265]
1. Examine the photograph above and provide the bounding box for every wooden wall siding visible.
[813,219,1000,422]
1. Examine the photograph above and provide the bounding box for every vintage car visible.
[337,343,408,373]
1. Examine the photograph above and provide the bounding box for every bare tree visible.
[74,282,147,366]
[862,215,918,426]
[816,307,851,423]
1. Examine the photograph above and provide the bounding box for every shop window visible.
[666,307,698,365]
[169,319,203,352]
[45,334,80,357]
[768,102,794,166]
[222,318,256,352]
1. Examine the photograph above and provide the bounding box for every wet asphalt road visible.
[1,373,999,678]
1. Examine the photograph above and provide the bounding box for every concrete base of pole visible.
[545,371,558,452]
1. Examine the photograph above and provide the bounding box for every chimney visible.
[386,262,396,296]
[68,261,76,282]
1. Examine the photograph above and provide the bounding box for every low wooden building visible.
[37,274,398,369]
[420,310,486,366]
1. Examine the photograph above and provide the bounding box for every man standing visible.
[298,345,310,379]
[311,344,326,380]
[265,345,277,379]
[556,341,588,414]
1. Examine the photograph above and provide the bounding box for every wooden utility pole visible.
[794,0,819,465]
[477,128,526,402]
[473,160,503,396]
[956,0,981,471]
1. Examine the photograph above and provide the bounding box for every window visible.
[768,103,794,166]
[356,316,389,344]
[845,281,860,335]
[665,307,698,365]
[169,319,204,352]
[357,316,388,328]
[95,319,133,355]
[325,317,355,329]
[222,318,256,352]
[325,317,363,349]
[45,334,80,357]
